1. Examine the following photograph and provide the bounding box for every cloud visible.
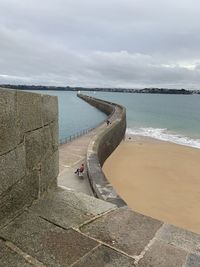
[0,0,200,88]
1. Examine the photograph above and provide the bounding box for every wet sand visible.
[103,137,200,234]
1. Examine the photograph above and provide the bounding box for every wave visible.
[126,127,200,149]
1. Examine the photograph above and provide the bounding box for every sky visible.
[0,0,200,89]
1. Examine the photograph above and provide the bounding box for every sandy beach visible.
[103,136,200,234]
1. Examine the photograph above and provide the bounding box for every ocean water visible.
[29,90,106,141]
[85,91,200,149]
[29,90,200,149]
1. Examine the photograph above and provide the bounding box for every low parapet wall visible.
[78,94,126,206]
[0,88,59,226]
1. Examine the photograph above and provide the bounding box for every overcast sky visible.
[1,0,200,88]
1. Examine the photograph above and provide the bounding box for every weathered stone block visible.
[73,245,136,267]
[42,94,58,125]
[25,129,42,171]
[0,240,33,267]
[16,90,43,133]
[0,213,99,267]
[30,188,116,229]
[25,125,58,172]
[80,207,163,256]
[156,224,200,254]
[138,240,187,267]
[186,253,200,266]
[0,89,21,155]
[0,171,39,228]
[55,188,116,216]
[41,125,54,156]
[49,121,59,152]
[0,144,26,196]
[40,150,59,194]
[30,192,93,229]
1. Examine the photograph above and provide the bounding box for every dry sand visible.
[103,137,200,234]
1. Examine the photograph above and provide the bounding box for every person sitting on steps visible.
[75,163,84,176]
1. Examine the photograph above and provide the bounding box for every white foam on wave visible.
[126,127,200,149]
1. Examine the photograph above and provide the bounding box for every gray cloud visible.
[0,0,200,88]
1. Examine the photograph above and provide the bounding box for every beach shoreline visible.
[103,135,200,234]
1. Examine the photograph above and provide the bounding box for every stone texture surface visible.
[25,126,55,171]
[0,89,21,155]
[42,94,58,126]
[0,212,98,267]
[0,143,26,195]
[55,188,116,216]
[25,128,43,171]
[30,190,94,229]
[50,121,59,152]
[186,253,200,267]
[0,171,39,228]
[0,240,32,267]
[138,240,187,267]
[40,150,59,194]
[30,188,116,229]
[16,90,43,133]
[0,89,59,227]
[42,125,55,156]
[73,245,136,267]
[2,185,200,267]
[156,224,200,254]
[81,207,163,256]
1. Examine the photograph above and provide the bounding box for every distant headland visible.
[1,84,200,95]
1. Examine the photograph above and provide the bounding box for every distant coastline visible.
[1,84,200,95]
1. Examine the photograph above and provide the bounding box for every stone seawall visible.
[0,88,59,227]
[77,94,126,206]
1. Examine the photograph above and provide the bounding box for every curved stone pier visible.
[1,89,200,266]
[77,93,127,206]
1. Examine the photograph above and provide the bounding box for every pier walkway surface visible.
[58,129,98,196]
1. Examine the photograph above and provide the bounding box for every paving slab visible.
[0,240,32,267]
[156,224,200,254]
[30,196,92,230]
[72,245,136,267]
[138,240,187,267]
[0,212,98,267]
[80,206,163,256]
[30,188,116,229]
[55,188,116,216]
[186,253,200,267]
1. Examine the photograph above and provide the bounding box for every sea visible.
[30,90,200,149]
[29,90,106,141]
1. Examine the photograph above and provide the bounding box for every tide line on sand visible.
[126,127,200,149]
[103,135,200,234]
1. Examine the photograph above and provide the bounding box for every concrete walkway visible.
[58,125,104,196]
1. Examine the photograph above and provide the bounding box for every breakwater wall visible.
[0,88,59,226]
[77,94,126,206]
